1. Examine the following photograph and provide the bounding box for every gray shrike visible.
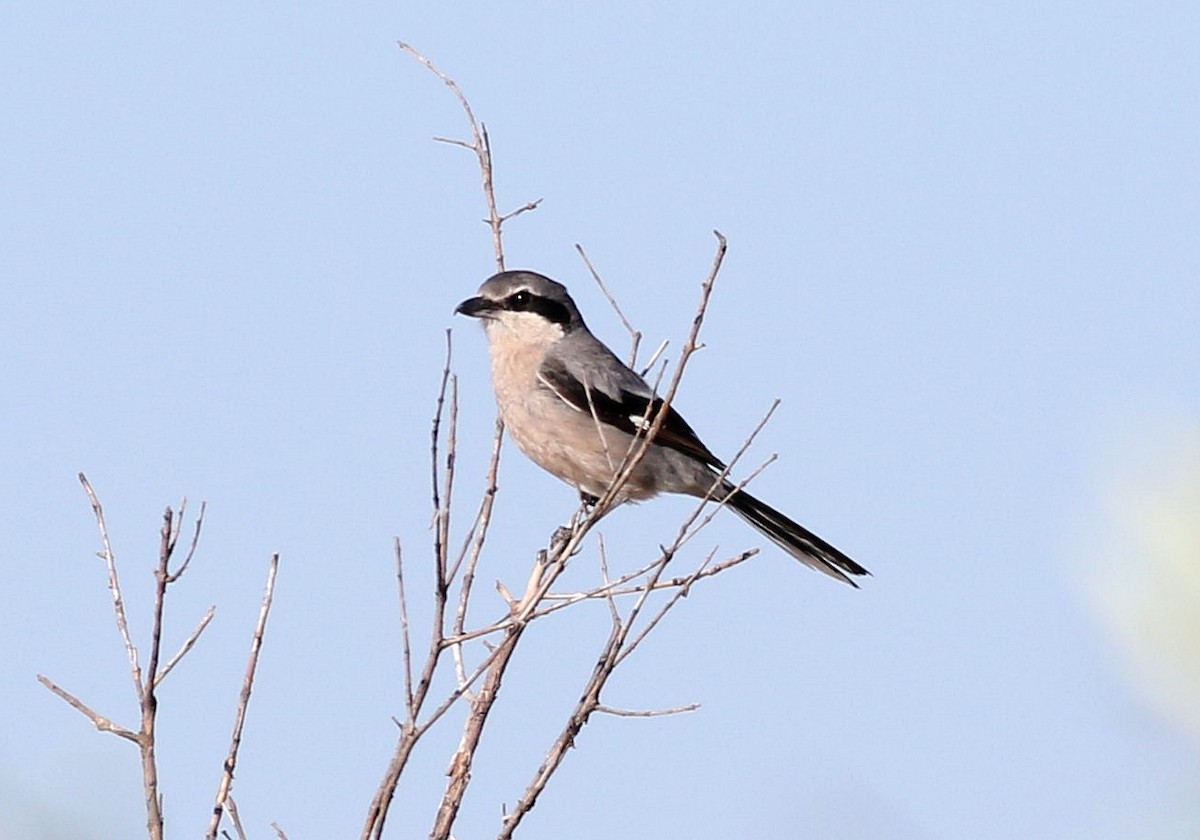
[456,270,868,587]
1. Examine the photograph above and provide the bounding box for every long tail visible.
[721,483,869,587]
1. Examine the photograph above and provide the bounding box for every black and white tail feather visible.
[718,481,868,587]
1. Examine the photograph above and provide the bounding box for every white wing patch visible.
[538,368,655,433]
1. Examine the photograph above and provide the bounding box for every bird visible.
[455,270,868,587]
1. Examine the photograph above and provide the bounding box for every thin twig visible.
[499,198,543,223]
[166,500,206,583]
[154,605,216,688]
[206,553,281,840]
[367,43,525,840]
[616,550,717,668]
[576,244,642,366]
[586,231,728,527]
[449,416,505,633]
[430,330,454,594]
[433,136,474,150]
[595,703,700,717]
[362,342,459,840]
[78,473,144,705]
[395,539,415,718]
[36,675,139,743]
[597,535,621,626]
[223,795,248,840]
[399,41,516,272]
[65,477,226,840]
[533,549,757,619]
[430,629,524,839]
[638,338,670,379]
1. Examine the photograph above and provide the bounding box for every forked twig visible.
[221,795,247,840]
[398,41,538,272]
[44,476,224,840]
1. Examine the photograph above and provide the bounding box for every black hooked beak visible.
[455,296,497,318]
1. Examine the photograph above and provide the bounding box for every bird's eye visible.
[508,290,531,310]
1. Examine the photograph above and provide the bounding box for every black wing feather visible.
[538,358,724,470]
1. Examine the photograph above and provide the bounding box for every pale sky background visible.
[3,3,1199,839]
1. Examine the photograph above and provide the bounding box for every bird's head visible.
[455,271,585,340]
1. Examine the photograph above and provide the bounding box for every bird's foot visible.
[549,526,575,555]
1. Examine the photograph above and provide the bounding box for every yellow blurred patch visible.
[1084,419,1200,746]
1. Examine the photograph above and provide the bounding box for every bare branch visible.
[78,473,144,705]
[399,41,522,272]
[587,230,728,525]
[432,136,474,150]
[575,244,642,365]
[207,553,281,840]
[397,44,483,145]
[616,550,716,668]
[395,538,415,718]
[166,500,206,583]
[496,619,619,840]
[499,198,543,223]
[449,416,504,633]
[148,505,176,687]
[596,703,700,718]
[363,338,460,839]
[532,548,757,619]
[430,330,454,594]
[163,498,185,560]
[596,535,621,626]
[430,630,523,839]
[638,338,670,379]
[154,605,216,688]
[366,46,524,840]
[223,795,248,840]
[36,674,140,743]
[414,629,514,736]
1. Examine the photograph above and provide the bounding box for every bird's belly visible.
[499,394,660,502]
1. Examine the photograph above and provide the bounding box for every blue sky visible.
[3,3,1199,838]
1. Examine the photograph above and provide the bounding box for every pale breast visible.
[482,321,665,502]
